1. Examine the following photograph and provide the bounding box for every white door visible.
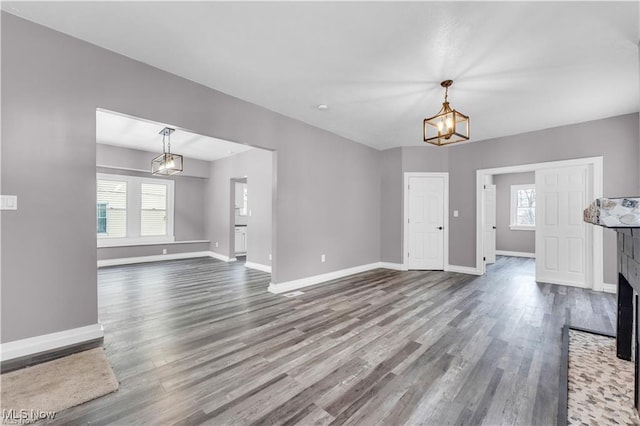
[407,176,445,270]
[483,184,497,265]
[536,165,591,288]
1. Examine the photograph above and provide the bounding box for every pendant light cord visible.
[161,130,172,155]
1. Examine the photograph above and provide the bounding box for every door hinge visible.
[484,184,486,189]
[408,218,410,224]
[483,257,486,261]
[408,252,410,258]
[408,184,410,190]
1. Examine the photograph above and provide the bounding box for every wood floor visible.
[44,256,616,425]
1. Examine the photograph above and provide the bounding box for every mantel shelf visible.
[584,197,640,229]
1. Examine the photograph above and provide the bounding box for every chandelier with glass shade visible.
[423,80,469,146]
[151,127,183,176]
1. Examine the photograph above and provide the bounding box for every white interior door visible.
[536,165,591,288]
[407,176,445,270]
[483,184,497,265]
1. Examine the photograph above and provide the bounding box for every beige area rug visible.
[568,329,640,425]
[1,348,118,424]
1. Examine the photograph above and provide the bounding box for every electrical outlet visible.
[453,210,459,217]
[162,248,168,255]
[269,253,272,261]
[321,254,326,263]
[215,242,219,248]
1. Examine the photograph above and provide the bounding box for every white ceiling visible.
[4,2,639,150]
[96,110,253,161]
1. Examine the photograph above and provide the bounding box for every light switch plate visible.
[453,210,459,217]
[0,195,17,210]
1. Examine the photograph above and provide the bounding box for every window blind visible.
[97,180,127,237]
[140,183,167,236]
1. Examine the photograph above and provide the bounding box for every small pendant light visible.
[151,127,184,175]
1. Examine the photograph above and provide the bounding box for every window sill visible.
[509,226,535,231]
[97,238,209,248]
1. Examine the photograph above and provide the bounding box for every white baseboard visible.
[207,251,237,262]
[268,261,413,294]
[0,323,104,362]
[98,250,241,267]
[536,276,590,289]
[495,250,535,258]
[269,262,384,294]
[378,262,404,271]
[445,264,483,275]
[98,251,212,267]
[602,282,617,294]
[245,261,272,273]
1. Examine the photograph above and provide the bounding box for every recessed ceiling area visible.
[96,110,253,162]
[5,2,639,150]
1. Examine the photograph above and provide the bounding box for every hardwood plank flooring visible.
[42,256,616,425]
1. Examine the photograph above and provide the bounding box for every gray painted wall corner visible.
[0,13,382,342]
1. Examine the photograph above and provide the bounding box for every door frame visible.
[483,184,497,265]
[475,156,603,290]
[403,172,449,271]
[230,177,248,259]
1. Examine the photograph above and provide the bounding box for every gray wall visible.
[379,115,639,282]
[98,242,210,260]
[205,149,274,267]
[379,145,449,264]
[379,148,402,263]
[401,145,449,173]
[448,113,639,284]
[494,172,535,254]
[1,14,380,343]
[96,143,210,178]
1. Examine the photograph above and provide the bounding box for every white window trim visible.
[97,173,175,248]
[510,184,535,231]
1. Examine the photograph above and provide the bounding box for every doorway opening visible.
[476,157,603,290]
[95,107,276,283]
[231,177,248,259]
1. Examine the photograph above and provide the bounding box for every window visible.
[96,203,108,234]
[96,180,127,237]
[141,183,167,236]
[510,184,535,230]
[97,173,174,247]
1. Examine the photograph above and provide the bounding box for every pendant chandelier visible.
[151,127,184,176]
[423,80,469,146]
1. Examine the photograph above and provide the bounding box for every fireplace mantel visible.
[584,197,640,295]
[584,197,640,229]
[584,197,640,411]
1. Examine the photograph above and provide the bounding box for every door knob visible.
[492,226,496,229]
[438,226,443,230]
